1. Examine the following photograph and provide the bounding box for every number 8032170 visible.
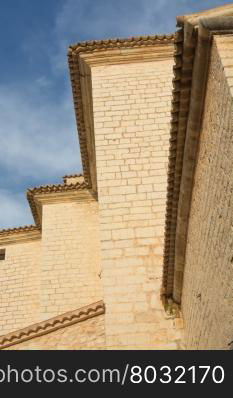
[129,365,225,384]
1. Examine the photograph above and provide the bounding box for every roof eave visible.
[163,11,233,305]
[177,3,233,27]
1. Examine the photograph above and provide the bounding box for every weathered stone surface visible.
[4,314,105,350]
[92,58,183,349]
[182,35,233,350]
[0,186,103,336]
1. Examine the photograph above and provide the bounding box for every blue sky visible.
[0,0,230,228]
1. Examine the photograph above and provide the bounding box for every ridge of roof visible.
[0,225,40,237]
[177,3,233,27]
[0,300,105,350]
[27,180,89,196]
[0,179,90,235]
[162,27,188,302]
[62,173,83,179]
[68,34,175,54]
[27,180,90,227]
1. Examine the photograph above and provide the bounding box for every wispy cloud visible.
[51,0,175,71]
[0,85,79,180]
[0,0,230,228]
[0,190,33,228]
[0,68,80,228]
[53,0,230,42]
[51,0,230,72]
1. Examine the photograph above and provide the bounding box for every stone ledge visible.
[27,181,96,228]
[0,227,41,246]
[0,300,105,350]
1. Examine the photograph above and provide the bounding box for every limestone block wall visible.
[92,58,183,348]
[0,195,103,340]
[3,314,105,350]
[182,35,233,349]
[40,199,103,320]
[0,240,41,335]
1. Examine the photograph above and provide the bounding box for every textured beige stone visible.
[1,12,233,350]
[4,314,105,350]
[0,240,41,335]
[0,190,103,337]
[40,198,102,320]
[182,36,233,350]
[92,59,182,349]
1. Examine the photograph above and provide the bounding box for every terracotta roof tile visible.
[69,34,175,53]
[162,28,196,302]
[162,5,233,303]
[62,173,83,179]
[27,180,88,195]
[26,180,90,227]
[0,179,90,234]
[0,300,105,350]
[0,225,39,237]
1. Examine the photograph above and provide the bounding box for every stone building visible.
[0,4,232,350]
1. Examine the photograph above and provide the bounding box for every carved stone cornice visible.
[62,173,83,179]
[79,43,174,66]
[176,3,233,27]
[0,179,94,237]
[0,226,41,246]
[27,181,89,196]
[62,173,83,184]
[26,181,95,228]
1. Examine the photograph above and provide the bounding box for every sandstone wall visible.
[0,240,41,335]
[92,58,183,348]
[40,199,103,320]
[3,314,105,350]
[182,35,233,349]
[0,197,103,337]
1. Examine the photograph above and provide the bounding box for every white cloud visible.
[51,0,175,72]
[1,0,228,228]
[52,0,231,53]
[0,73,80,228]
